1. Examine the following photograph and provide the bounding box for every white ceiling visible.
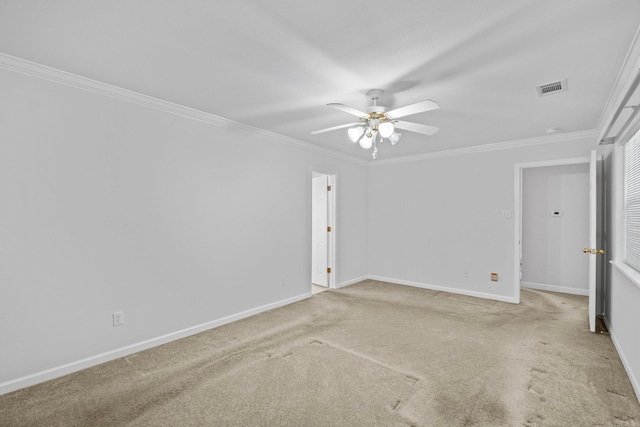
[1,1,639,160]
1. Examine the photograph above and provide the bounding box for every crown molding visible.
[370,129,599,166]
[0,52,368,166]
[597,23,640,142]
[0,52,600,168]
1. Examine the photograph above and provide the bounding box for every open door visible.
[586,150,605,332]
[311,175,329,286]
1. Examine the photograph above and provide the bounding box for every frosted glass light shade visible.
[379,122,394,138]
[388,132,402,145]
[348,127,365,142]
[359,130,374,149]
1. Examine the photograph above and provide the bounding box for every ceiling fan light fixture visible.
[379,122,394,138]
[359,129,374,149]
[365,127,373,138]
[388,132,402,145]
[311,89,440,159]
[348,126,365,142]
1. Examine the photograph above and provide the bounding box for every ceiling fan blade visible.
[327,103,369,118]
[386,100,440,119]
[394,120,439,136]
[310,122,363,135]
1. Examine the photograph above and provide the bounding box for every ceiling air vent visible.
[537,79,568,97]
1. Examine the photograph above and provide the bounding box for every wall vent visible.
[537,79,568,97]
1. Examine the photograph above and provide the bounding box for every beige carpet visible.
[1,280,639,426]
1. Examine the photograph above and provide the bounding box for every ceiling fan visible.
[311,89,440,159]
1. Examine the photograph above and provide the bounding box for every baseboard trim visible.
[335,276,368,289]
[603,316,640,403]
[521,281,589,296]
[367,275,518,304]
[0,292,311,396]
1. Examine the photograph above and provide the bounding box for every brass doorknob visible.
[583,248,605,255]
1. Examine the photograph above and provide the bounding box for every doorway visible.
[521,162,590,295]
[514,156,591,304]
[311,171,336,289]
[515,153,605,331]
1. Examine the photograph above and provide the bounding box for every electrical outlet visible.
[281,278,286,286]
[113,311,124,326]
[464,271,469,278]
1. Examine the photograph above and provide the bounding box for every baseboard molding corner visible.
[520,281,589,296]
[367,275,518,304]
[335,276,368,289]
[0,291,311,396]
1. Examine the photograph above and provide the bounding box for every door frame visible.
[513,156,591,304]
[310,168,337,289]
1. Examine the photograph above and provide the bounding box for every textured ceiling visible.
[1,0,639,160]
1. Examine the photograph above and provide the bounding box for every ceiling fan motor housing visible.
[366,105,387,115]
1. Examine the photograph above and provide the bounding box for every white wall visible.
[603,142,640,400]
[0,68,368,393]
[367,138,595,302]
[596,26,640,400]
[521,163,590,294]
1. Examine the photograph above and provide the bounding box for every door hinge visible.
[327,267,332,274]
[327,226,332,232]
[327,185,332,191]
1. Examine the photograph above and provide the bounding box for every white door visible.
[311,176,328,286]
[587,150,604,332]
